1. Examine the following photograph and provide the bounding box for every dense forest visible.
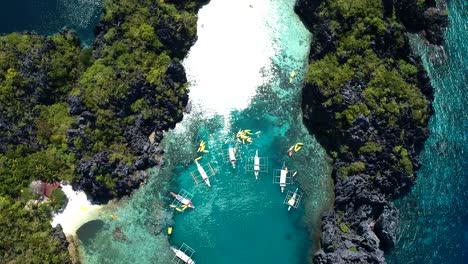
[0,0,207,262]
[295,0,447,263]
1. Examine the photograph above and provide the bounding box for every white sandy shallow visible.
[183,0,277,117]
[51,184,102,236]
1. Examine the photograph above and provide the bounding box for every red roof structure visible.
[43,182,61,198]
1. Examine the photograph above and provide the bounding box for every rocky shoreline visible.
[68,0,209,204]
[0,1,209,262]
[294,0,448,263]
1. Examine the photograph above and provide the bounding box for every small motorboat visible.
[195,160,211,187]
[287,146,294,157]
[254,150,260,180]
[171,246,195,264]
[228,145,236,168]
[287,188,299,211]
[170,192,195,209]
[280,161,288,193]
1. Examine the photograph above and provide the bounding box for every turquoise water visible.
[0,0,102,45]
[388,0,468,263]
[78,0,333,263]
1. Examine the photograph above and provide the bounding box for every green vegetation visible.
[338,161,366,178]
[0,32,83,263]
[49,189,68,211]
[339,223,350,233]
[0,32,82,197]
[0,196,70,263]
[72,0,203,197]
[0,0,206,262]
[359,141,382,154]
[394,146,414,175]
[302,0,430,182]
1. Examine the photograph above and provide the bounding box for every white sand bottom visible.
[51,184,102,236]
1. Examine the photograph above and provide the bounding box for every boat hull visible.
[171,247,195,264]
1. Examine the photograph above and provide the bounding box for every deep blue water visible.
[388,1,468,263]
[0,0,102,45]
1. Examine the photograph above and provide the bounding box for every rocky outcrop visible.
[394,0,449,45]
[51,224,71,253]
[68,1,210,204]
[295,0,447,263]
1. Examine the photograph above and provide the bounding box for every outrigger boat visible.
[228,144,236,168]
[171,246,195,264]
[254,150,260,180]
[170,191,195,209]
[280,161,288,193]
[284,187,302,211]
[287,188,299,211]
[195,160,211,187]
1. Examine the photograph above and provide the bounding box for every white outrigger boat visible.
[287,188,299,211]
[228,144,236,168]
[280,161,288,193]
[171,244,195,264]
[254,150,260,180]
[170,191,195,209]
[195,160,211,187]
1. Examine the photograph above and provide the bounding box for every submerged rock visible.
[113,226,128,241]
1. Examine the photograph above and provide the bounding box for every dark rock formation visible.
[295,0,448,263]
[395,0,449,45]
[51,224,70,252]
[69,1,210,204]
[113,226,128,241]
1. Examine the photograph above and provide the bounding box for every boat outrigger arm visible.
[171,246,195,264]
[170,192,195,209]
[287,188,299,211]
[280,161,288,193]
[195,160,211,187]
[254,150,260,180]
[228,145,236,168]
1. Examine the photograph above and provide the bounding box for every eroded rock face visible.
[394,0,448,45]
[375,205,399,250]
[295,0,447,263]
[423,7,450,45]
[51,224,70,252]
[67,1,210,204]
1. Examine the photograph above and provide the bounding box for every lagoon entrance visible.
[78,0,333,263]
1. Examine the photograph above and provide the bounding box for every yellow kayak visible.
[168,227,173,235]
[290,70,296,79]
[294,143,304,152]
